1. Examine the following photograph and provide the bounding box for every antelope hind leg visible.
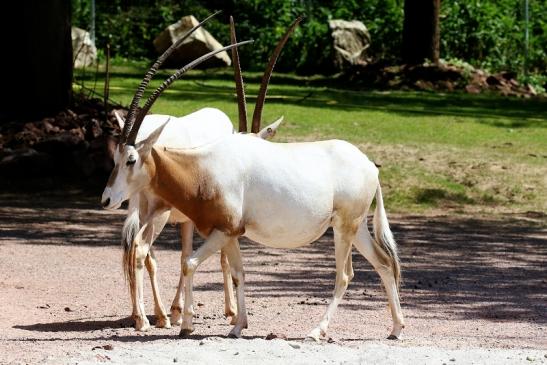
[170,221,193,325]
[353,222,405,339]
[307,226,354,341]
[223,240,247,338]
[220,249,238,324]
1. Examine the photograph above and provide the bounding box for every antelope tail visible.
[372,183,401,288]
[121,208,140,289]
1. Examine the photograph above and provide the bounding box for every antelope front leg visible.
[144,210,171,329]
[223,239,248,338]
[145,250,171,328]
[132,229,152,331]
[180,230,231,337]
[170,221,193,326]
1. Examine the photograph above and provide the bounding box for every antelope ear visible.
[258,116,283,140]
[114,110,125,130]
[136,118,169,157]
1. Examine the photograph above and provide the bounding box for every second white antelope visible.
[102,16,405,341]
[106,13,288,331]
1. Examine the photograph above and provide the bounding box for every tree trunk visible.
[1,1,72,122]
[402,0,440,65]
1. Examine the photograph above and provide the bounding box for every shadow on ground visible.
[1,191,545,327]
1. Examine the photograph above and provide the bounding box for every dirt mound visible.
[0,94,125,181]
[344,61,543,97]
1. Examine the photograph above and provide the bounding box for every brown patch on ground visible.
[0,191,545,364]
[344,62,545,97]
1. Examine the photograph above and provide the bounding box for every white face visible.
[101,118,168,210]
[101,144,150,210]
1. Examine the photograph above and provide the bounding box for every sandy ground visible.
[0,190,545,364]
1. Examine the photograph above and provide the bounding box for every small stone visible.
[199,341,205,346]
[327,337,336,343]
[93,344,113,351]
[526,356,534,361]
[234,352,239,356]
[64,307,73,312]
[289,343,301,349]
[197,302,204,307]
[450,359,456,362]
[173,357,178,363]
[265,332,287,340]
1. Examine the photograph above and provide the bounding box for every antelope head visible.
[101,15,301,210]
[101,12,252,209]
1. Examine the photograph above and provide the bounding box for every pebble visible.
[289,343,301,349]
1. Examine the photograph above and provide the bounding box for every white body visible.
[102,129,405,340]
[137,108,233,156]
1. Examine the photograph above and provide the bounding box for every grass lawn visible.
[74,64,547,216]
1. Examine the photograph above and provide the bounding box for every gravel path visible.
[67,338,547,365]
[0,191,545,364]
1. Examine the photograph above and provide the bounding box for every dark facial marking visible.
[106,165,119,187]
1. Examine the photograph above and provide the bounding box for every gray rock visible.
[153,15,231,69]
[328,19,371,70]
[72,27,97,68]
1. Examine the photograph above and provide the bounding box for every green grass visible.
[74,64,547,215]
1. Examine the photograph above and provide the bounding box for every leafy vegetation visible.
[74,65,547,214]
[72,0,546,77]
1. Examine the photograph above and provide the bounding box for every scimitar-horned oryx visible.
[102,16,405,341]
[105,13,286,331]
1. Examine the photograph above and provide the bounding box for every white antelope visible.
[106,14,286,331]
[102,16,405,341]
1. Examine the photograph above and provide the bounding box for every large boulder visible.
[328,19,371,70]
[153,15,231,69]
[71,27,97,68]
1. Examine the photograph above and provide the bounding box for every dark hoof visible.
[179,329,194,338]
[227,332,238,339]
[387,334,399,340]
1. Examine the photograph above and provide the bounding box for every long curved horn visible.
[121,11,222,143]
[230,16,247,133]
[126,40,254,145]
[250,16,303,133]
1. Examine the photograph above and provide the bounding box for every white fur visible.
[102,130,405,340]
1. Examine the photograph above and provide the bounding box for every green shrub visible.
[441,0,546,75]
[72,0,545,76]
